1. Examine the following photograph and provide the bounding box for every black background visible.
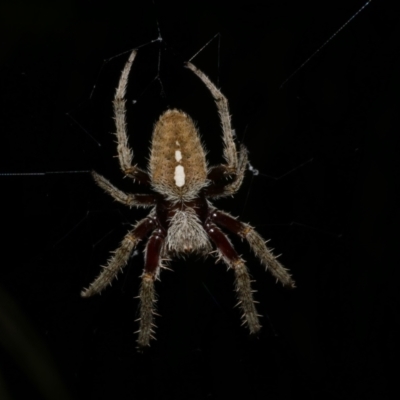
[1,1,399,399]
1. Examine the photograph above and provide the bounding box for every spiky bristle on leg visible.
[81,235,136,297]
[233,260,262,334]
[137,273,157,348]
[245,229,295,288]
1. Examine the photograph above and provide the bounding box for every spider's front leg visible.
[81,216,156,297]
[137,228,165,348]
[205,223,261,334]
[186,62,248,199]
[113,49,150,184]
[186,62,237,171]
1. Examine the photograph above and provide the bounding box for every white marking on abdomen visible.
[175,150,182,162]
[174,165,185,187]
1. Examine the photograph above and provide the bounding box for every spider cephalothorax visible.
[81,50,295,347]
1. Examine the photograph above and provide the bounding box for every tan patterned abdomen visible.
[149,109,208,201]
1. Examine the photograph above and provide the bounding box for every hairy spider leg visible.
[205,144,248,198]
[205,223,261,334]
[113,49,150,184]
[81,216,156,297]
[186,62,248,198]
[91,171,156,207]
[210,210,295,288]
[137,229,165,347]
[185,62,237,171]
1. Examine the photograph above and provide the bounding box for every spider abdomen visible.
[149,109,208,201]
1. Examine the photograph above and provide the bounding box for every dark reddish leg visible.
[205,145,248,198]
[205,223,239,262]
[207,165,236,181]
[208,209,247,235]
[144,229,165,275]
[205,165,236,197]
[209,210,295,288]
[205,223,261,334]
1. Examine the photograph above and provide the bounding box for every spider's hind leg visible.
[205,224,261,334]
[137,230,165,348]
[210,210,295,288]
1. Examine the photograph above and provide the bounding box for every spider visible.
[81,49,295,347]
